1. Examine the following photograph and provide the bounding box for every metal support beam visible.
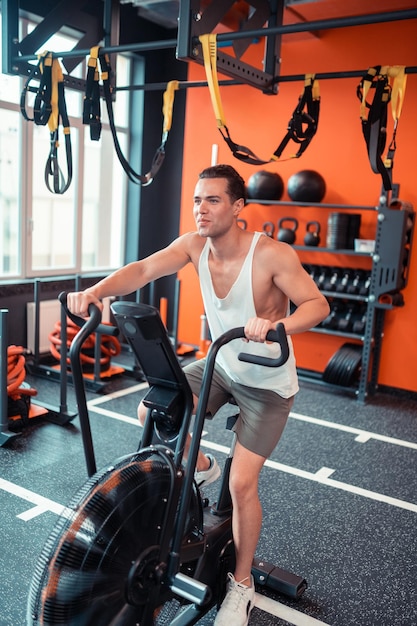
[178,4,417,93]
[3,2,417,95]
[177,0,281,93]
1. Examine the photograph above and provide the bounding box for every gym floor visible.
[1,352,417,626]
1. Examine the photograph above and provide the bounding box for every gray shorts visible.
[183,359,294,459]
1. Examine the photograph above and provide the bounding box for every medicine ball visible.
[247,170,284,202]
[287,169,326,203]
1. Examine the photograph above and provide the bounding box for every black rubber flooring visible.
[1,358,417,626]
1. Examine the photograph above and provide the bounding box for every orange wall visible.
[177,18,417,394]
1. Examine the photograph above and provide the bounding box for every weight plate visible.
[323,343,362,387]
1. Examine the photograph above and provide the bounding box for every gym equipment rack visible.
[247,194,415,402]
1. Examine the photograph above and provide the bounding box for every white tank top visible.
[198,231,299,398]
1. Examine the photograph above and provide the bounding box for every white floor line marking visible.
[88,404,139,425]
[87,382,148,406]
[314,467,335,480]
[199,441,417,513]
[0,477,66,518]
[42,399,417,514]
[290,411,417,450]
[17,505,50,521]
[88,387,417,452]
[255,593,331,625]
[84,406,417,513]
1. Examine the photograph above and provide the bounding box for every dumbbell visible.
[323,268,342,292]
[336,269,352,293]
[321,303,342,330]
[359,273,371,296]
[347,270,365,295]
[352,311,367,334]
[315,267,329,290]
[337,304,358,332]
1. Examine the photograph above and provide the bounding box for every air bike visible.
[27,296,307,625]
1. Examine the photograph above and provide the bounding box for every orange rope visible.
[7,345,37,399]
[48,318,121,369]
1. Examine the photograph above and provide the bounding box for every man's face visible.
[193,177,241,238]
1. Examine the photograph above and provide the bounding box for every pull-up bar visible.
[116,66,417,93]
[12,8,417,65]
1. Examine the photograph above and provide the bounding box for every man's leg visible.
[214,441,265,625]
[229,440,266,584]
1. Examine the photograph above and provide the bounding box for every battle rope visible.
[357,65,407,192]
[199,33,320,165]
[85,48,179,185]
[7,346,37,400]
[20,51,73,194]
[48,318,121,371]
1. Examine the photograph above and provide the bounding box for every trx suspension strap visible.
[357,65,407,192]
[20,51,53,125]
[45,56,72,194]
[199,33,320,165]
[274,74,320,160]
[383,66,407,186]
[83,46,102,141]
[97,50,179,185]
[20,51,73,194]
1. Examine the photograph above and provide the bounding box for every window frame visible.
[0,13,132,282]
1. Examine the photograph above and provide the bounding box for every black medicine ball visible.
[247,170,284,202]
[287,169,326,203]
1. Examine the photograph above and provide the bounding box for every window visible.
[0,107,21,276]
[0,12,131,280]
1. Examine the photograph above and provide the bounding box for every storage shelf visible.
[320,290,368,302]
[294,245,374,256]
[310,327,365,341]
[247,199,378,210]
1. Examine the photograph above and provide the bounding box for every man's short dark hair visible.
[199,164,247,204]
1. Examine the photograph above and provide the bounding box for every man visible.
[67,164,329,625]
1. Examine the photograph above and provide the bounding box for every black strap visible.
[357,66,392,191]
[45,79,73,194]
[20,52,72,194]
[273,80,320,160]
[83,47,102,141]
[218,76,320,165]
[20,52,53,125]
[98,51,167,186]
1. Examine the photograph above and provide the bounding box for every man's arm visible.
[272,244,330,334]
[246,239,330,342]
[67,233,195,317]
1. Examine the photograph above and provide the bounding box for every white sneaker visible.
[214,573,255,625]
[194,453,221,488]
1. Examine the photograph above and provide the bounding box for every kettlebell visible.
[277,217,298,244]
[304,220,321,246]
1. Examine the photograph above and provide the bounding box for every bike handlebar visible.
[239,323,289,367]
[205,322,289,369]
[58,292,119,337]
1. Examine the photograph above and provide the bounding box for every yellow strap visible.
[304,73,320,100]
[162,80,179,134]
[388,65,407,122]
[384,66,407,169]
[48,58,65,133]
[37,50,53,67]
[359,66,378,120]
[87,46,101,86]
[199,33,227,129]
